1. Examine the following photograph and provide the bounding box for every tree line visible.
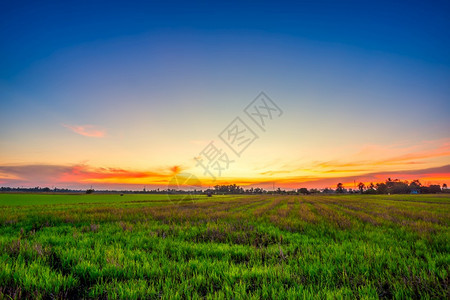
[207,179,447,195]
[1,179,447,195]
[335,179,446,194]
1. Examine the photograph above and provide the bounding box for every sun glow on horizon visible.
[1,2,449,190]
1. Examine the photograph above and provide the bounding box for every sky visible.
[1,0,449,190]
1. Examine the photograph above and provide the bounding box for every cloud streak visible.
[62,124,106,138]
[257,138,450,178]
[215,165,450,189]
[0,164,182,188]
[0,163,448,190]
[314,140,450,170]
[288,164,450,189]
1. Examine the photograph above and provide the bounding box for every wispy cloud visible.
[62,124,106,138]
[0,162,448,189]
[222,165,450,189]
[282,165,450,189]
[268,138,450,176]
[0,164,183,187]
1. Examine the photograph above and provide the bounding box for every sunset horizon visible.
[1,1,449,298]
[1,138,449,190]
[1,1,449,190]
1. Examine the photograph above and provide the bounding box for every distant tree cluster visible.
[0,186,74,193]
[213,184,245,194]
[205,185,317,195]
[1,179,447,195]
[335,178,445,194]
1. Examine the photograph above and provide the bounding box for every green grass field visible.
[0,193,448,299]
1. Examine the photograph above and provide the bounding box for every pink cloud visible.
[0,164,182,189]
[62,124,106,138]
[273,165,450,189]
[0,163,448,190]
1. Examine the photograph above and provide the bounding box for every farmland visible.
[0,193,448,299]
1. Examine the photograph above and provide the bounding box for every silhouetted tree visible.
[336,183,344,193]
[323,188,332,193]
[421,185,441,194]
[409,180,421,189]
[385,179,409,194]
[376,183,388,194]
[298,188,309,195]
[357,182,365,193]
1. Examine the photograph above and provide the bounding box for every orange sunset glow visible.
[1,1,449,191]
[1,136,448,190]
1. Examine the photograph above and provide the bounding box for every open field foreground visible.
[0,194,448,299]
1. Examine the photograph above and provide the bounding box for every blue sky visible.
[1,0,449,189]
[1,0,449,77]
